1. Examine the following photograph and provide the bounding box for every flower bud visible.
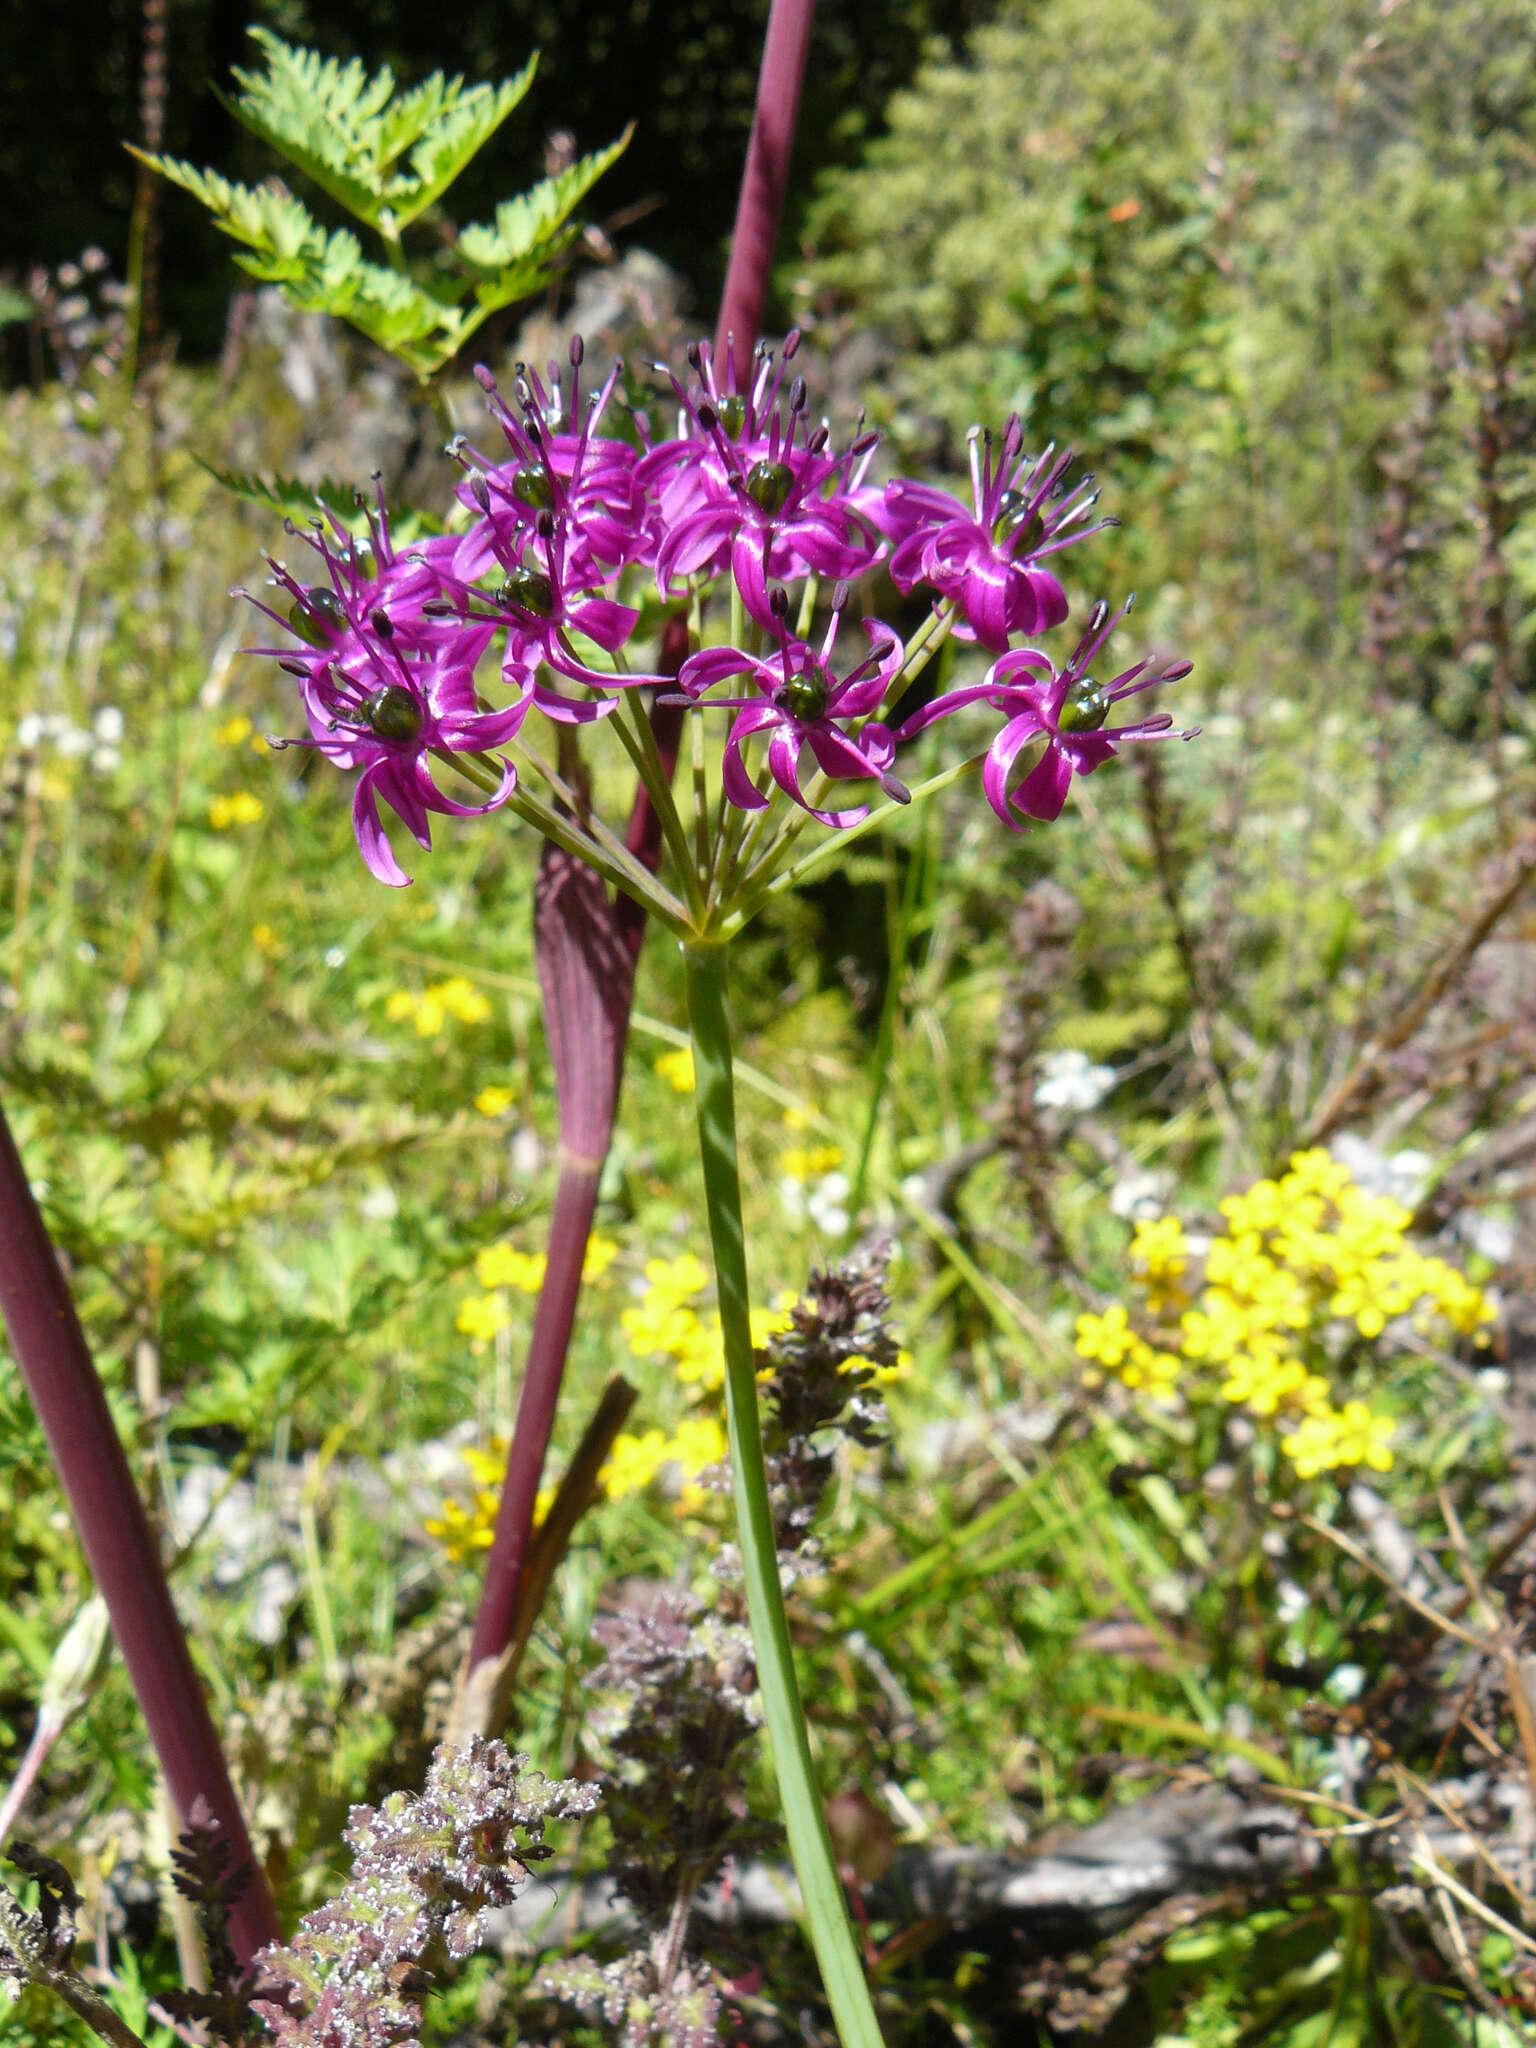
[511,463,555,511]
[364,685,425,743]
[288,587,346,646]
[782,667,830,722]
[499,569,555,618]
[1056,678,1111,733]
[746,458,794,514]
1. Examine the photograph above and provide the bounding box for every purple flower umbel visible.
[679,586,909,827]
[897,597,1195,828]
[886,417,1114,653]
[240,499,530,886]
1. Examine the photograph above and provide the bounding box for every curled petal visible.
[731,529,776,633]
[981,714,1051,829]
[720,703,779,812]
[894,679,1008,743]
[1010,741,1075,822]
[680,645,756,698]
[352,764,414,887]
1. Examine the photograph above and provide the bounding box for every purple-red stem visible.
[0,1102,280,1966]
[464,0,818,1702]
[714,0,816,366]
[462,632,686,1684]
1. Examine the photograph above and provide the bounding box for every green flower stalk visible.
[684,946,884,2048]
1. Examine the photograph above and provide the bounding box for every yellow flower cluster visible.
[456,1234,619,1341]
[654,1047,695,1093]
[620,1252,795,1391]
[425,1441,557,1561]
[475,1085,515,1117]
[213,712,268,753]
[780,1143,845,1182]
[425,1409,732,1560]
[599,1413,729,1510]
[209,791,264,829]
[386,977,492,1036]
[1075,1150,1494,1480]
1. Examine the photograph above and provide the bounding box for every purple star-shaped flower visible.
[897,597,1196,828]
[240,500,529,886]
[679,587,910,828]
[451,340,650,588]
[641,333,883,631]
[885,417,1115,653]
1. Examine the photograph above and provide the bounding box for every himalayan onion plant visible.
[240,333,1198,2046]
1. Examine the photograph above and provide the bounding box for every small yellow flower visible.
[432,976,492,1026]
[655,1047,695,1093]
[779,1143,845,1182]
[251,922,281,957]
[600,1428,671,1498]
[643,1253,710,1306]
[209,791,264,829]
[475,1244,547,1294]
[623,1300,703,1361]
[1075,1304,1139,1369]
[781,1103,812,1131]
[583,1234,620,1283]
[475,1085,516,1117]
[455,1293,512,1342]
[214,714,253,747]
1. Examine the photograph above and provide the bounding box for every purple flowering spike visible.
[642,337,884,626]
[886,420,1117,653]
[897,598,1197,830]
[681,595,909,828]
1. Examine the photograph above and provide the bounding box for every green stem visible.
[683,945,885,2048]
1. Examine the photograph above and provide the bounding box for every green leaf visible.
[195,459,444,542]
[458,127,633,269]
[224,27,537,233]
[0,284,33,327]
[127,151,329,266]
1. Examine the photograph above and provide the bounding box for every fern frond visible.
[194,461,444,542]
[225,27,536,232]
[126,153,327,265]
[458,128,633,270]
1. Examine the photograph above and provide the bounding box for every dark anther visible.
[697,401,719,432]
[686,341,703,370]
[570,333,584,366]
[770,587,791,619]
[370,607,394,639]
[789,375,808,414]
